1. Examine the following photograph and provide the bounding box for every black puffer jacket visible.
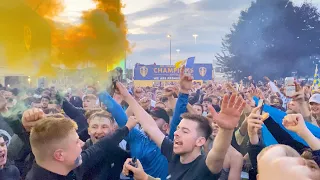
[82,138,130,180]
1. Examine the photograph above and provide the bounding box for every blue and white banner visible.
[134,64,212,81]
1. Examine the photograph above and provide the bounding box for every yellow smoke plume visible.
[24,0,64,17]
[0,0,129,78]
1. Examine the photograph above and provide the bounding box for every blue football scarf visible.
[253,97,320,146]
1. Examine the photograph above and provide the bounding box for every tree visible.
[216,0,320,81]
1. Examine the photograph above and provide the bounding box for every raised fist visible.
[22,108,45,132]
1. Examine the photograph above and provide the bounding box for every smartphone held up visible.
[285,77,296,97]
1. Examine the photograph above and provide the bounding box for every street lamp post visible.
[167,34,172,65]
[176,49,180,64]
[193,34,198,44]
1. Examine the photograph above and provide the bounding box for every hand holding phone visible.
[257,99,265,115]
[127,157,137,178]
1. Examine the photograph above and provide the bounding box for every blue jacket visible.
[99,92,168,180]
[169,93,189,140]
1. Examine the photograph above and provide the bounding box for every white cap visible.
[309,94,320,104]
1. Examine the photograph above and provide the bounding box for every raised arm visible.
[116,82,165,148]
[169,93,188,140]
[99,91,145,144]
[169,65,192,140]
[283,114,320,151]
[246,106,264,172]
[62,98,83,119]
[264,116,308,154]
[206,94,246,174]
[62,98,87,132]
[99,91,128,127]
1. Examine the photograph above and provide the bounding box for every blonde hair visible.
[87,111,114,124]
[257,145,300,161]
[85,109,103,120]
[30,117,78,160]
[257,145,301,173]
[83,94,97,101]
[46,113,65,119]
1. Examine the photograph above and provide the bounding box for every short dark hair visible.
[181,113,212,140]
[193,103,204,113]
[203,98,212,104]
[160,97,168,103]
[43,108,60,115]
[270,95,283,105]
[41,95,50,101]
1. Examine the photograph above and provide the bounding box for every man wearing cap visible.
[150,108,170,135]
[309,94,320,126]
[0,129,20,180]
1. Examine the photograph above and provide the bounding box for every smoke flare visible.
[0,0,129,78]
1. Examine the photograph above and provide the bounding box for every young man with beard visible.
[82,111,130,180]
[115,66,246,180]
[22,108,135,180]
[40,95,50,111]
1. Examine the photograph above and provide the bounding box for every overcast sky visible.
[61,0,320,67]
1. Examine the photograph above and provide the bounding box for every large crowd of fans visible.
[0,67,319,180]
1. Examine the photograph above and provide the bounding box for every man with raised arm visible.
[115,70,246,180]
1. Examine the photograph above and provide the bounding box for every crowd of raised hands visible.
[0,67,319,180]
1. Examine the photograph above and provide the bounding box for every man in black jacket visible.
[21,108,136,180]
[82,111,130,180]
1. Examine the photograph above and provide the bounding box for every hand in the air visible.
[22,108,45,132]
[163,86,175,98]
[246,107,266,144]
[179,66,193,94]
[208,94,246,130]
[139,97,151,110]
[283,114,307,135]
[291,83,305,104]
[115,82,131,100]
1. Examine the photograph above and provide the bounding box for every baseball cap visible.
[150,107,170,123]
[309,94,320,104]
[203,98,213,103]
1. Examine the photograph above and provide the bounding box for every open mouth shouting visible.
[174,139,183,147]
[94,135,104,141]
[0,152,6,165]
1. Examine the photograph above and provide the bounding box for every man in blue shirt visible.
[99,92,169,180]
